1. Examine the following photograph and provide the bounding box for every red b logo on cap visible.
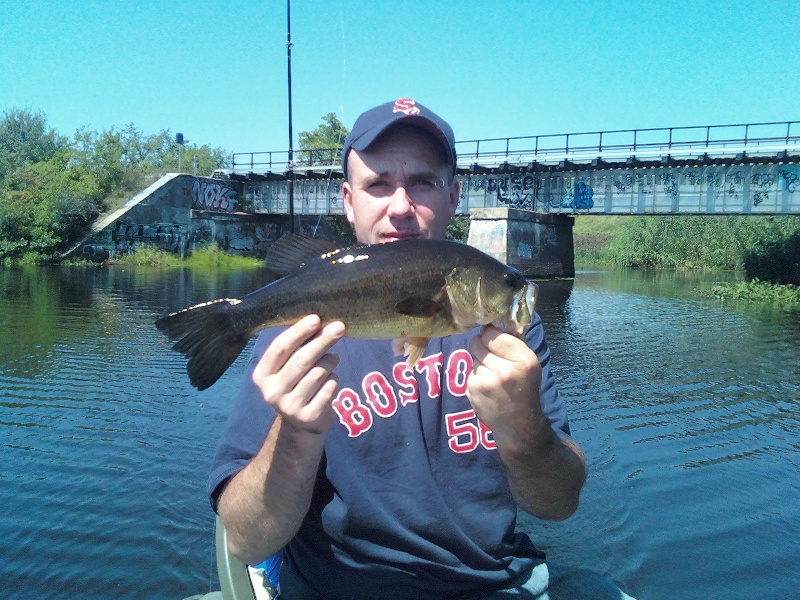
[393,98,420,116]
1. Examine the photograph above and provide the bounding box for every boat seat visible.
[215,515,278,600]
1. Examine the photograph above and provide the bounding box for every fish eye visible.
[503,269,524,288]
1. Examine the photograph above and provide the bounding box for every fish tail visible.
[156,298,253,390]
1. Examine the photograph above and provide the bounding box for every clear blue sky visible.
[2,0,797,156]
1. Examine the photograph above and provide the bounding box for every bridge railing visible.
[232,148,341,172]
[455,120,800,165]
[231,120,799,173]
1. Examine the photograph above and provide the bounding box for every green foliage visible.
[297,113,349,165]
[446,215,470,242]
[572,215,622,237]
[110,243,262,270]
[0,107,231,263]
[602,215,800,273]
[573,216,625,263]
[1,151,103,261]
[703,279,800,307]
[183,243,263,270]
[108,245,183,267]
[0,108,66,179]
[72,124,229,183]
[322,215,357,245]
[743,231,800,285]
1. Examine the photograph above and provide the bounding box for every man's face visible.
[342,126,459,244]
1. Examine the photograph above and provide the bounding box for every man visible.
[209,98,633,599]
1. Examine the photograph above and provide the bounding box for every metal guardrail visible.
[232,148,341,172]
[231,120,800,173]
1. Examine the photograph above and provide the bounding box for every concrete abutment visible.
[467,208,575,278]
[69,174,576,277]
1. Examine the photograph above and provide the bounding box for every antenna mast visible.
[286,0,295,232]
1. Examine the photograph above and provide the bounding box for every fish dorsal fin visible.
[395,297,442,318]
[266,234,343,276]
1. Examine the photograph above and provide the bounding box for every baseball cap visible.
[341,98,457,179]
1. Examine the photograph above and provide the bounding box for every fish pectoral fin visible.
[394,297,442,317]
[391,337,430,367]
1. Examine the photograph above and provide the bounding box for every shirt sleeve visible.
[207,329,283,512]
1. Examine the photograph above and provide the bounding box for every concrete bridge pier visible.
[467,208,575,278]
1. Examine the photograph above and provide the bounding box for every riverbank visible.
[574,214,800,280]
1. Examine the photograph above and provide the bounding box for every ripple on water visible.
[2,266,799,599]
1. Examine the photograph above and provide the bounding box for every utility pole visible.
[286,0,295,232]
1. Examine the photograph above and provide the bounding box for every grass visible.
[572,215,626,263]
[109,243,263,270]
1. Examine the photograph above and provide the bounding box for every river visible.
[0,264,797,599]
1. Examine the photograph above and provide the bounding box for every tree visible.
[0,108,66,179]
[0,106,233,262]
[161,138,229,175]
[297,113,349,165]
[0,152,102,261]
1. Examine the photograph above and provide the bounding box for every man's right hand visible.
[219,315,346,564]
[252,314,345,435]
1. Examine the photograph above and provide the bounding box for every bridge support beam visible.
[467,208,574,278]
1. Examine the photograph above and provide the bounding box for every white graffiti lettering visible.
[192,179,237,211]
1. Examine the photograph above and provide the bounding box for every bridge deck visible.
[221,120,800,216]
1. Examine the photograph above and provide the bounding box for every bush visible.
[446,215,470,242]
[743,232,800,285]
[0,155,103,261]
[604,215,800,273]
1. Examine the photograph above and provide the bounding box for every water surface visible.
[0,265,797,599]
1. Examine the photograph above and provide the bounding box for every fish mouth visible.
[489,281,537,336]
[509,282,538,334]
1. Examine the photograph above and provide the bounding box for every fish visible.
[156,235,538,390]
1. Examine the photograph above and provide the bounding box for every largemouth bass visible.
[156,236,537,390]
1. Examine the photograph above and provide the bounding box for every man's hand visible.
[467,325,586,520]
[252,314,346,434]
[219,315,346,564]
[467,326,545,448]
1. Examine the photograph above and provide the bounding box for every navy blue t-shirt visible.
[209,312,570,600]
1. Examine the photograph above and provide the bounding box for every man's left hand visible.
[467,325,547,450]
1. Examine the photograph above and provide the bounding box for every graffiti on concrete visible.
[484,176,536,209]
[114,221,192,255]
[779,169,799,193]
[751,172,776,206]
[192,179,238,211]
[658,172,679,203]
[229,164,800,216]
[564,181,594,209]
[244,180,344,214]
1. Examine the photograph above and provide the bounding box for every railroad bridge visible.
[229,121,799,216]
[223,121,799,276]
[76,121,800,277]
